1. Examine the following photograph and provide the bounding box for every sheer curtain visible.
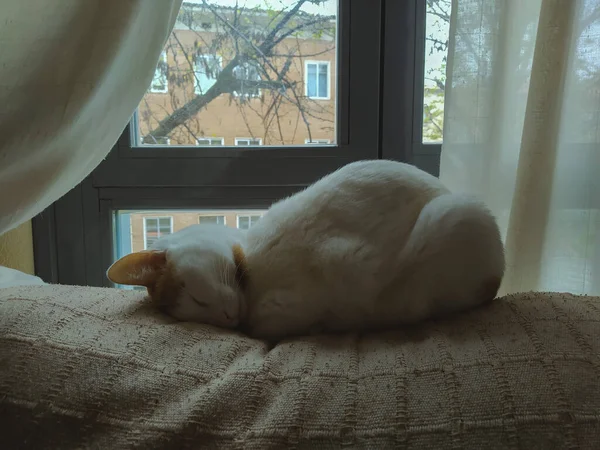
[440,0,600,295]
[0,0,182,234]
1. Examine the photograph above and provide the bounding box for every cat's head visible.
[106,224,248,328]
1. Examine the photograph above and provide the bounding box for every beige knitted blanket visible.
[0,285,598,449]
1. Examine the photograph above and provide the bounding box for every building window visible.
[149,51,168,93]
[194,54,222,95]
[305,139,331,144]
[143,216,173,249]
[198,215,226,225]
[236,214,261,230]
[143,136,170,145]
[233,61,262,98]
[235,138,262,146]
[305,61,330,100]
[197,137,224,146]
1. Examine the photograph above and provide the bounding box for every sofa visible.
[0,284,598,449]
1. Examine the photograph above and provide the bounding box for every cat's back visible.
[244,160,449,285]
[318,159,445,192]
[242,160,451,331]
[249,160,447,241]
[303,160,445,202]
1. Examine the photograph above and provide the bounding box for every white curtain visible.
[0,0,182,234]
[440,0,600,295]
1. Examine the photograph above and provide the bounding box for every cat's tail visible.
[382,193,505,321]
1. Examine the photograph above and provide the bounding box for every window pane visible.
[237,216,250,229]
[143,216,172,249]
[236,214,262,230]
[135,0,338,147]
[198,215,226,225]
[158,217,172,228]
[318,63,329,98]
[423,0,451,143]
[306,63,317,98]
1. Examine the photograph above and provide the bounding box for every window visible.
[237,215,262,230]
[196,137,224,146]
[234,138,262,146]
[143,217,173,249]
[233,61,262,98]
[35,1,443,288]
[194,54,222,95]
[131,1,340,147]
[149,51,168,93]
[305,139,331,144]
[305,61,330,99]
[198,215,226,225]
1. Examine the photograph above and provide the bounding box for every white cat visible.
[108,223,247,328]
[107,160,505,340]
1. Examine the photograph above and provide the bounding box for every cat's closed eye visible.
[188,293,209,308]
[179,281,209,308]
[190,297,210,308]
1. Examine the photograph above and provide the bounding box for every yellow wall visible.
[0,221,35,275]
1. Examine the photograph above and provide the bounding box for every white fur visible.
[152,224,246,327]
[162,160,505,339]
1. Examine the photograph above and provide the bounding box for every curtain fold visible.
[441,0,600,295]
[0,0,182,234]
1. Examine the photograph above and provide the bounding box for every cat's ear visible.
[106,250,167,286]
[232,244,248,288]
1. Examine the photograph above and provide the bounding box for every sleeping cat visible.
[107,160,505,340]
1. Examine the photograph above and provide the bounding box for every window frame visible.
[143,216,173,249]
[304,60,331,100]
[380,0,440,174]
[32,0,439,288]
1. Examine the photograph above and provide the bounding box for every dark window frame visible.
[33,0,439,287]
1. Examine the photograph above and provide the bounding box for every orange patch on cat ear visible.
[106,250,167,287]
[232,244,248,288]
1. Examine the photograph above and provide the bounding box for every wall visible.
[0,221,35,275]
